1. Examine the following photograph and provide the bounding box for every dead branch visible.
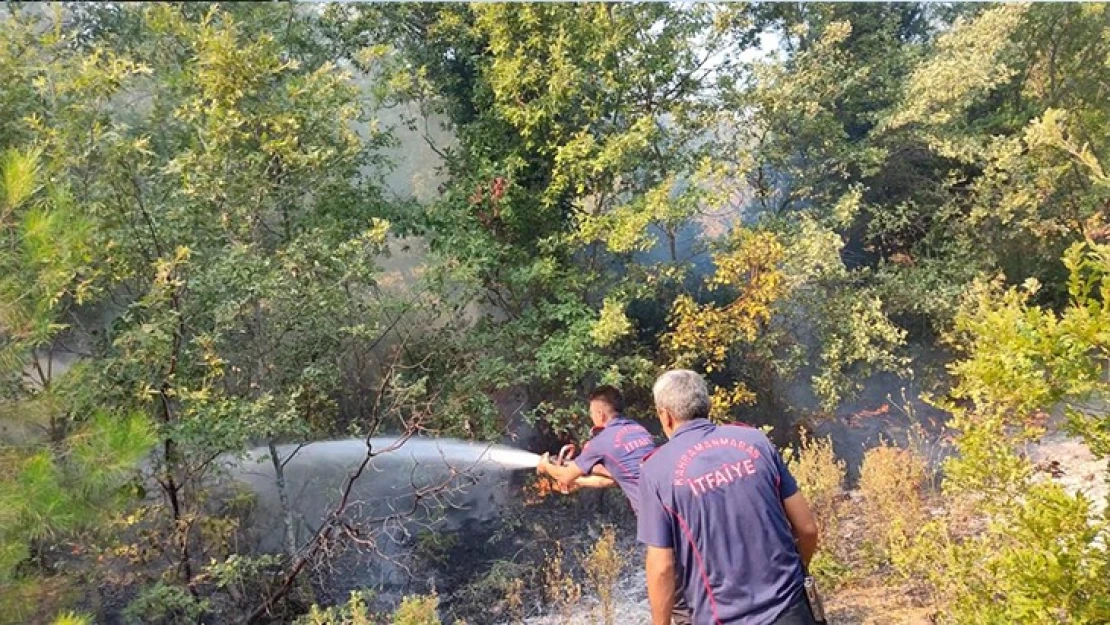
[243,345,472,623]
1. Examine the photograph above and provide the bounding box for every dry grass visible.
[788,430,847,539]
[825,582,937,625]
[582,526,623,625]
[787,430,850,587]
[858,442,929,551]
[505,577,524,625]
[541,541,581,622]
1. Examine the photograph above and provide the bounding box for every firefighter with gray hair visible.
[638,369,823,625]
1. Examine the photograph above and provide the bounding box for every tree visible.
[336,4,908,434]
[1,4,443,620]
[879,4,1110,324]
[886,239,1110,623]
[0,144,155,623]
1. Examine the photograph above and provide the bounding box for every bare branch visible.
[243,372,465,623]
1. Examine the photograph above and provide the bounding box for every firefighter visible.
[638,370,821,625]
[537,385,693,624]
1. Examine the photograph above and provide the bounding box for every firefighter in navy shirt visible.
[538,385,693,624]
[638,370,820,625]
[537,385,655,510]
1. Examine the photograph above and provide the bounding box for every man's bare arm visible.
[645,546,676,625]
[574,474,616,489]
[591,464,613,478]
[782,491,819,567]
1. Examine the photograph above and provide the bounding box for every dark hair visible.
[588,385,625,413]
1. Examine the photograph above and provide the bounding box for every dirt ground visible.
[825,583,937,624]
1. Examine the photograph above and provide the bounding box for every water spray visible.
[384,437,546,471]
[476,444,542,470]
[468,441,576,471]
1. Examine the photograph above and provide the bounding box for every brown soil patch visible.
[826,582,937,625]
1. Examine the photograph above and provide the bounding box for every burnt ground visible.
[413,470,639,625]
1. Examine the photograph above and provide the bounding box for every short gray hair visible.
[652,369,710,422]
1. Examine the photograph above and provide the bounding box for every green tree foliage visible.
[1,3,418,619]
[948,239,1110,483]
[326,4,756,436]
[882,242,1110,623]
[881,4,1110,323]
[0,411,154,580]
[2,2,1110,622]
[0,134,157,624]
[329,4,908,434]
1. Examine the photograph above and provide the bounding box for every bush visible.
[392,594,440,625]
[786,430,848,587]
[858,441,928,558]
[888,408,1110,621]
[295,590,375,625]
[787,430,846,533]
[888,517,966,608]
[0,576,80,624]
[414,529,459,568]
[961,484,1110,624]
[123,582,210,625]
[52,613,93,625]
[450,559,528,623]
[582,526,624,625]
[894,483,1110,624]
[206,553,284,608]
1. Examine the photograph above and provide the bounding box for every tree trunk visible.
[269,440,297,557]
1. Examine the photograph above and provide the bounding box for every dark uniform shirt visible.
[574,416,655,515]
[637,419,804,625]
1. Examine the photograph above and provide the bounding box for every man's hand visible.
[537,452,553,476]
[540,454,585,488]
[554,480,580,494]
[646,546,677,625]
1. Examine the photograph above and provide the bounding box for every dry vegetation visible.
[582,526,623,625]
[789,431,946,623]
[858,443,930,559]
[541,541,582,623]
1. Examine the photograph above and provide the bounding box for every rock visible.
[1025,432,1108,515]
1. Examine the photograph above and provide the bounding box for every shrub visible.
[897,484,1110,624]
[505,576,525,624]
[450,560,528,623]
[920,243,1110,621]
[123,582,210,625]
[414,529,459,568]
[857,441,928,558]
[888,412,1110,621]
[542,541,581,622]
[295,590,375,625]
[888,517,967,608]
[52,613,93,625]
[0,576,80,624]
[787,430,846,536]
[392,594,440,625]
[582,525,624,625]
[961,484,1110,624]
[206,553,284,607]
[786,430,848,587]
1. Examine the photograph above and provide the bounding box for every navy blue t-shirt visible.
[574,416,655,515]
[637,419,803,625]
